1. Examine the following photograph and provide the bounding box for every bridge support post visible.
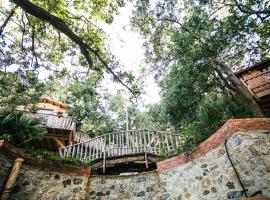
[103,135,106,174]
[145,152,149,169]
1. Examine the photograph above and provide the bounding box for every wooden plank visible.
[44,135,69,141]
[257,88,270,98]
[136,130,139,153]
[103,135,106,173]
[108,133,111,157]
[83,143,88,161]
[54,138,65,149]
[252,83,270,93]
[112,133,115,156]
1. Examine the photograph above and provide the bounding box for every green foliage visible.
[0,133,12,142]
[131,0,270,153]
[0,71,45,109]
[65,74,117,135]
[0,109,46,146]
[179,93,257,153]
[26,148,88,166]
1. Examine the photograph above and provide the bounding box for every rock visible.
[73,178,83,185]
[136,191,145,197]
[73,187,82,193]
[96,192,105,196]
[54,175,60,180]
[201,164,208,168]
[211,187,217,193]
[250,159,263,170]
[184,192,191,198]
[242,179,255,187]
[62,179,71,188]
[202,178,210,189]
[137,177,146,183]
[203,190,210,195]
[146,187,153,192]
[234,136,242,146]
[226,181,235,189]
[110,185,115,190]
[195,176,203,180]
[163,193,170,199]
[227,191,244,199]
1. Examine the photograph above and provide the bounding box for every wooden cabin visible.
[236,59,270,114]
[30,98,76,151]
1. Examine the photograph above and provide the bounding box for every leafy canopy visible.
[131,0,269,138]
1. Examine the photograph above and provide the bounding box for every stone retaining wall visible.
[1,118,270,200]
[0,141,91,200]
[86,130,270,200]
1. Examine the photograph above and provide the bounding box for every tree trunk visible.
[213,59,263,115]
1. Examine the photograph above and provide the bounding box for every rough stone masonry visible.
[86,130,270,200]
[1,118,270,200]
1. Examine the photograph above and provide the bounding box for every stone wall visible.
[86,172,163,199]
[86,119,270,200]
[0,140,91,200]
[157,131,270,200]
[9,165,89,200]
[0,153,13,193]
[1,118,270,200]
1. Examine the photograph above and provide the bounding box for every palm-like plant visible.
[0,109,46,145]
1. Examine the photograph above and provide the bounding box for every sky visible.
[101,2,160,108]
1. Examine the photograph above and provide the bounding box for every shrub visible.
[0,109,46,146]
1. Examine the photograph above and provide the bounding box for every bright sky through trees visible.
[101,2,160,107]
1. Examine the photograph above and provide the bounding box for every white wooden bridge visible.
[59,129,182,172]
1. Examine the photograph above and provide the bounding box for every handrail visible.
[61,129,181,150]
[59,129,183,164]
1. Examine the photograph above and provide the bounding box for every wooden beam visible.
[69,131,73,145]
[44,135,69,140]
[54,138,65,149]
[0,158,24,200]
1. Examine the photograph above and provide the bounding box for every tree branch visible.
[232,0,270,16]
[210,59,238,93]
[0,6,18,36]
[214,59,263,115]
[11,0,135,94]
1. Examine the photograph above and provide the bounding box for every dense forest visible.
[0,0,269,153]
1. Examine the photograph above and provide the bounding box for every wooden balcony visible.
[236,59,270,113]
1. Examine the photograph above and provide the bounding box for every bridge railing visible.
[59,129,183,163]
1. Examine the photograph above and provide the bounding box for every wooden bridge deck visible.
[59,129,182,172]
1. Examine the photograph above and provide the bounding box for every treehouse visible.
[30,97,77,151]
[236,59,270,114]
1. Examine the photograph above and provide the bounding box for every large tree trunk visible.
[213,59,263,115]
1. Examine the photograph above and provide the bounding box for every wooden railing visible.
[59,129,182,164]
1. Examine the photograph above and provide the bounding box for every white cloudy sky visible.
[101,2,160,107]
